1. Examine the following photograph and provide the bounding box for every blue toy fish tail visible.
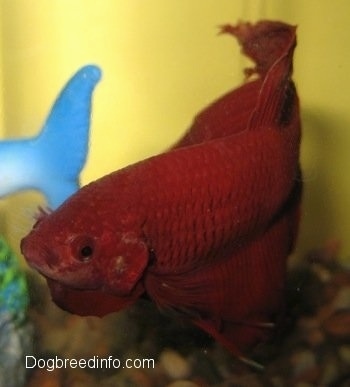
[34,65,102,208]
[0,65,101,210]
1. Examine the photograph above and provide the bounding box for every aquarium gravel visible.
[23,241,350,386]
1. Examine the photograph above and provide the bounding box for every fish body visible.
[0,65,101,209]
[21,21,301,358]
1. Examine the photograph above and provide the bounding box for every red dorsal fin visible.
[248,51,294,130]
[220,21,297,131]
[220,21,296,79]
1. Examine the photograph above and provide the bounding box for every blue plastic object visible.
[0,65,101,209]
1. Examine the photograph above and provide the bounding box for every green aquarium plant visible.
[0,235,32,387]
[0,235,29,323]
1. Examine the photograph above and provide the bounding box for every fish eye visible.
[71,236,95,262]
[80,245,93,259]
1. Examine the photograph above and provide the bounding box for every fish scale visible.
[135,132,296,274]
[146,193,296,353]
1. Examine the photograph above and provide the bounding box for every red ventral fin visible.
[193,318,266,370]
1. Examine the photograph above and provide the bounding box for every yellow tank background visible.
[0,1,350,262]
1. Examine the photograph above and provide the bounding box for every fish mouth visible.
[21,235,101,291]
[20,234,53,267]
[21,234,62,277]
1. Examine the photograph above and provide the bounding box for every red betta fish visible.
[21,21,302,364]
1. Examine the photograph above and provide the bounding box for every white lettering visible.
[87,356,96,368]
[46,358,55,372]
[24,355,155,371]
[112,358,121,368]
[36,359,46,369]
[25,356,36,369]
[55,357,64,369]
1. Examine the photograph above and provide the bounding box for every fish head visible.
[21,191,149,298]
